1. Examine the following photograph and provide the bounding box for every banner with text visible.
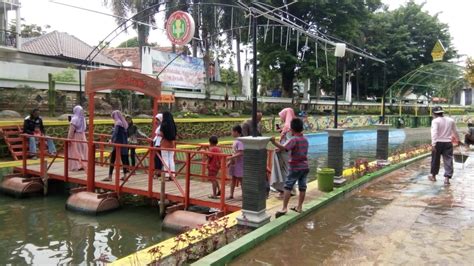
[146,50,205,90]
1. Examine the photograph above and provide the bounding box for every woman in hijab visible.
[153,113,163,178]
[270,107,297,196]
[67,105,88,171]
[102,110,130,181]
[125,115,148,167]
[159,111,177,181]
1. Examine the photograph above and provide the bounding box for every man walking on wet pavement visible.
[430,106,460,185]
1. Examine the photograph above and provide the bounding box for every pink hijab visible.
[71,105,86,132]
[279,107,296,136]
[111,110,128,129]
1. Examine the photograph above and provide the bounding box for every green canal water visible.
[0,193,173,264]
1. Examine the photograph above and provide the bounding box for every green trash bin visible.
[318,168,335,192]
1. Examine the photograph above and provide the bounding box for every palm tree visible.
[103,0,161,63]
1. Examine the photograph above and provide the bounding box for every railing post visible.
[219,156,227,212]
[99,136,105,166]
[39,136,46,178]
[22,135,27,176]
[86,92,96,192]
[184,153,191,210]
[115,145,121,193]
[148,148,155,197]
[159,151,166,218]
[64,140,69,182]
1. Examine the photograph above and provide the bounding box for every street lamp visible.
[334,43,346,128]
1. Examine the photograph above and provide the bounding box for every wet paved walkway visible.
[232,150,474,265]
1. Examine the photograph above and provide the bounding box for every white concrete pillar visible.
[460,89,466,106]
[141,46,152,75]
[303,78,310,100]
[15,6,21,50]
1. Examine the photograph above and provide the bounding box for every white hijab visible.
[153,113,163,146]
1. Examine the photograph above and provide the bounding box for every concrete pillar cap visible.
[325,128,346,137]
[376,124,391,130]
[238,136,270,150]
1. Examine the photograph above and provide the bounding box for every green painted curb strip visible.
[193,153,430,266]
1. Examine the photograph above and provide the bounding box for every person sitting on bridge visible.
[464,123,474,147]
[23,108,57,159]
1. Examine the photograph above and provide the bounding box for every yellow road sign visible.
[431,40,446,62]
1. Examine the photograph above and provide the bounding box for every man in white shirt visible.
[430,106,460,185]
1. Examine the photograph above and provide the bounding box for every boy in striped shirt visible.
[270,117,309,217]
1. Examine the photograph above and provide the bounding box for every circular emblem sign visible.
[166,11,195,46]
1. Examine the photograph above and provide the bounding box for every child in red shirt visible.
[207,135,222,199]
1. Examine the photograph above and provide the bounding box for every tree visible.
[255,0,383,97]
[466,57,474,87]
[103,0,162,62]
[117,36,139,47]
[52,68,77,83]
[9,21,50,37]
[363,1,457,95]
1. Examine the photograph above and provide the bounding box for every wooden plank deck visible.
[16,161,243,212]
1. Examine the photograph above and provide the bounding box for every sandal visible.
[208,195,219,199]
[290,207,302,213]
[275,211,287,218]
[428,175,436,182]
[101,178,112,182]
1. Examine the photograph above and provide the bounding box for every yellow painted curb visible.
[112,211,241,266]
[0,117,269,127]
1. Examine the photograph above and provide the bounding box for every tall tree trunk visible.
[356,62,360,101]
[342,59,347,100]
[281,68,295,97]
[138,26,146,65]
[236,33,242,93]
[191,0,200,57]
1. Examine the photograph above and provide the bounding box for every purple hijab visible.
[71,105,86,132]
[111,110,128,129]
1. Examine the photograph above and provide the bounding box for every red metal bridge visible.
[13,133,272,214]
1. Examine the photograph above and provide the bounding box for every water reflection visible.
[0,194,172,264]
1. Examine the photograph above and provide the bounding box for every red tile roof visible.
[21,31,120,66]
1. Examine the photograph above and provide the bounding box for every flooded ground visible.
[0,193,173,264]
[308,128,429,173]
[232,154,474,265]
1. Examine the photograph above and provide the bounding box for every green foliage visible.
[117,37,139,47]
[9,21,50,37]
[220,68,238,86]
[364,1,457,92]
[466,57,474,87]
[52,68,77,83]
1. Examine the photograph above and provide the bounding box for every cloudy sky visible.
[11,0,474,60]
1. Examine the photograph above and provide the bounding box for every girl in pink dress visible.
[67,105,88,171]
[227,125,244,199]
